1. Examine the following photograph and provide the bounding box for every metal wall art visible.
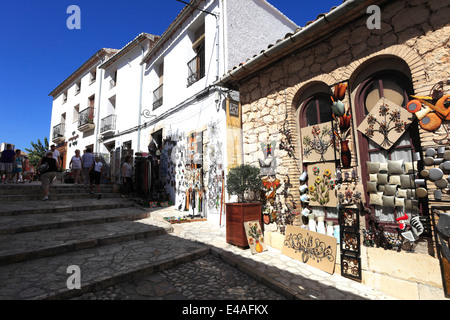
[339,208,362,281]
[244,220,268,254]
[301,122,335,163]
[306,162,337,207]
[259,140,277,176]
[357,98,412,149]
[341,255,362,281]
[330,81,353,168]
[406,80,450,133]
[206,121,224,214]
[282,225,337,274]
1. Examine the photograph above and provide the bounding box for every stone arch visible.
[347,44,425,94]
[287,73,337,114]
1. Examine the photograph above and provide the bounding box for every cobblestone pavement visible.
[73,207,396,301]
[74,254,286,300]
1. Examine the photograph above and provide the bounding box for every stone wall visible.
[239,0,450,299]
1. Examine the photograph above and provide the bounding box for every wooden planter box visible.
[226,202,262,247]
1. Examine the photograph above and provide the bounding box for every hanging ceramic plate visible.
[424,157,435,166]
[420,169,429,178]
[429,168,444,181]
[443,161,450,171]
[416,187,428,198]
[425,148,437,157]
[435,178,448,189]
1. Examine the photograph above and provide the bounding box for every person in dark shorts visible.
[89,156,103,199]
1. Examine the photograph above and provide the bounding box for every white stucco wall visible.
[100,40,150,154]
[224,0,297,70]
[49,60,104,167]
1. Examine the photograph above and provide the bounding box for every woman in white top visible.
[69,149,83,185]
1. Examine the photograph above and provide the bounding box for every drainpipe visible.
[137,43,145,153]
[95,53,104,154]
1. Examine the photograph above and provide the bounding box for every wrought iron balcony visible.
[152,84,163,110]
[52,123,66,143]
[78,106,95,132]
[100,114,117,136]
[187,50,205,86]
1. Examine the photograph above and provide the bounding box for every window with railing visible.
[78,106,95,128]
[101,114,117,133]
[188,23,205,87]
[153,84,163,110]
[187,45,205,86]
[52,123,66,140]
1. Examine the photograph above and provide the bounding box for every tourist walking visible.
[69,149,82,184]
[0,144,16,183]
[89,156,103,199]
[81,148,95,189]
[121,155,134,197]
[38,151,59,201]
[11,149,24,183]
[48,145,61,166]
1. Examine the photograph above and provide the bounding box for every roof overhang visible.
[141,0,205,65]
[99,33,160,70]
[214,0,388,90]
[48,48,119,98]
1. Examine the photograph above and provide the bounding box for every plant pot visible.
[226,202,262,247]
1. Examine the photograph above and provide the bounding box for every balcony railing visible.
[52,123,66,142]
[78,106,95,132]
[152,84,163,110]
[187,50,205,86]
[100,114,117,135]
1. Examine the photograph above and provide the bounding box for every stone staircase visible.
[0,182,209,300]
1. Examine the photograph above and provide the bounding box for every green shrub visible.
[226,164,262,203]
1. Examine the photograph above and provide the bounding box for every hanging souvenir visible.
[306,162,337,207]
[301,122,335,162]
[357,98,413,149]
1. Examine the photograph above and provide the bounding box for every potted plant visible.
[225,164,263,247]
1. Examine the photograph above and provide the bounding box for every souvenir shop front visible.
[141,90,239,226]
[216,0,450,300]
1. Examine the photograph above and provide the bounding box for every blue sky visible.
[0,0,341,152]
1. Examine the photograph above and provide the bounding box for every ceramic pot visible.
[308,214,316,232]
[316,216,326,234]
[299,171,308,182]
[326,221,334,237]
[434,189,442,201]
[299,184,308,193]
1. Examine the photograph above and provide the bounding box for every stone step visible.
[0,191,121,202]
[0,184,115,195]
[0,198,132,216]
[0,206,151,235]
[0,234,210,300]
[0,217,174,266]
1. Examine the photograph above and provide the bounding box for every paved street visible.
[0,182,396,301]
[74,206,396,301]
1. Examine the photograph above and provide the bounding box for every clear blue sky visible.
[0,0,341,152]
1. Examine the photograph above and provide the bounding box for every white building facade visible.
[49,48,119,169]
[48,0,297,225]
[140,0,297,224]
